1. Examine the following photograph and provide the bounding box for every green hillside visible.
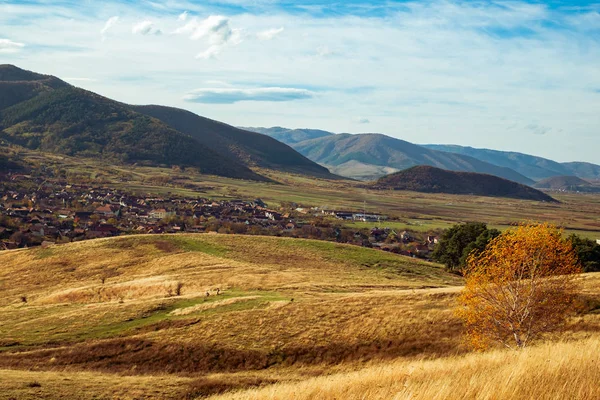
[133,106,337,178]
[0,86,266,181]
[0,65,69,111]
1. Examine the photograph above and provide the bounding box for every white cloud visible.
[0,38,25,53]
[356,117,371,124]
[100,16,119,36]
[178,11,189,22]
[196,45,222,60]
[183,87,315,103]
[132,20,161,35]
[175,15,233,44]
[256,27,284,41]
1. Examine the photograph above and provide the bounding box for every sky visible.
[1,0,599,164]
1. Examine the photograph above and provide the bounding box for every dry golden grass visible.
[209,337,600,400]
[0,234,599,399]
[0,369,194,400]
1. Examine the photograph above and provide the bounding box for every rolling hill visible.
[533,175,600,193]
[1,234,599,399]
[424,144,600,181]
[133,107,334,178]
[0,65,338,181]
[0,84,265,181]
[374,165,557,202]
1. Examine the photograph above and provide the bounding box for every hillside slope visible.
[533,175,600,193]
[0,64,69,111]
[133,106,336,178]
[424,144,600,181]
[374,165,556,202]
[293,133,533,184]
[0,85,265,181]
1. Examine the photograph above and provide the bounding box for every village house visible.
[149,208,176,219]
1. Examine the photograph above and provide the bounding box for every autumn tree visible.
[457,223,581,350]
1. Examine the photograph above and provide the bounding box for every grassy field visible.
[0,234,599,399]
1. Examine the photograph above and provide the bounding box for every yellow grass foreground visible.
[209,337,600,400]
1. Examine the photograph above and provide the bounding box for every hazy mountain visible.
[0,65,338,181]
[374,166,557,202]
[561,162,600,180]
[424,144,600,182]
[242,126,333,144]
[533,176,600,193]
[291,133,533,184]
[134,108,334,178]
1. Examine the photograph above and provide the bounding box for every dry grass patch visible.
[208,337,600,400]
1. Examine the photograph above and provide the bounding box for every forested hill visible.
[374,165,557,202]
[0,79,265,181]
[0,65,340,181]
[133,106,336,178]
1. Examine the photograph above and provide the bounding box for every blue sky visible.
[1,0,599,163]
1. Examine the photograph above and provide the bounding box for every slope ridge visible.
[0,85,266,181]
[133,106,336,178]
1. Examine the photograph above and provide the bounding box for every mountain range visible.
[246,127,600,183]
[0,65,336,182]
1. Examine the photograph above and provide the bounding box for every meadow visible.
[1,234,599,399]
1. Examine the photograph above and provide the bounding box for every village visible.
[0,174,438,257]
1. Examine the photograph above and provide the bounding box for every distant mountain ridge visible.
[533,176,600,193]
[248,126,600,183]
[374,166,557,202]
[247,127,532,184]
[0,65,338,181]
[240,127,333,144]
[423,144,600,181]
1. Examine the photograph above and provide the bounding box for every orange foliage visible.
[457,223,581,350]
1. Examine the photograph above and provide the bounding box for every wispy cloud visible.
[178,11,189,22]
[526,124,551,135]
[196,45,222,59]
[356,117,370,124]
[174,15,234,44]
[256,27,284,41]
[100,16,119,36]
[183,87,315,104]
[174,15,242,58]
[0,38,25,53]
[132,20,161,35]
